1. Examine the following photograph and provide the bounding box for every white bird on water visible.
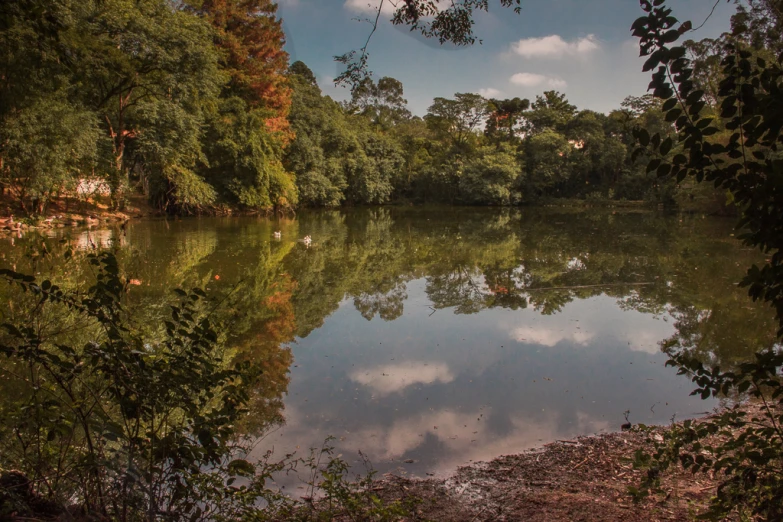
[273,230,281,239]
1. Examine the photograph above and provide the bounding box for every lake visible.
[1,207,778,480]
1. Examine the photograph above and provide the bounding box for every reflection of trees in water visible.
[426,266,486,315]
[1,223,298,438]
[662,301,779,372]
[1,208,778,436]
[286,208,778,372]
[354,281,408,321]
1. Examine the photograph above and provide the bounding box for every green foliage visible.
[285,67,403,206]
[460,145,521,205]
[202,97,298,211]
[0,249,422,520]
[346,129,403,205]
[346,76,412,129]
[628,0,783,518]
[285,69,686,207]
[485,97,530,144]
[0,0,294,215]
[527,91,577,133]
[0,96,98,214]
[426,93,490,150]
[524,129,571,197]
[0,252,261,518]
[298,441,420,521]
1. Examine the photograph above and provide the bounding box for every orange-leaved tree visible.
[201,0,293,142]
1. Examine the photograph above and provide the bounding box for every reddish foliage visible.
[262,276,297,343]
[201,0,293,143]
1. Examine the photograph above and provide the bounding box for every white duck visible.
[273,230,281,239]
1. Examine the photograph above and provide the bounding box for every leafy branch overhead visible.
[629,1,783,519]
[335,0,522,86]
[631,0,783,334]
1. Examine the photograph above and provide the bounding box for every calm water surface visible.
[2,207,778,479]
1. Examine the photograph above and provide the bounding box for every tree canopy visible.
[0,0,294,214]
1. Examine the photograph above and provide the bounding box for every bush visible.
[628,1,783,519]
[0,251,418,520]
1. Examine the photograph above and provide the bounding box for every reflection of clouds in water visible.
[265,405,612,477]
[503,296,676,353]
[350,362,454,396]
[624,328,669,354]
[511,325,594,347]
[350,409,479,461]
[260,294,694,480]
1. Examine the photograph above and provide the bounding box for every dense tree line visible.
[0,0,294,214]
[286,62,680,208]
[0,0,763,216]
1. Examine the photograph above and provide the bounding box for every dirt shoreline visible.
[371,406,749,521]
[0,194,155,236]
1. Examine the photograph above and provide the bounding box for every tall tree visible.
[425,93,490,148]
[198,0,292,140]
[485,97,530,144]
[347,76,411,128]
[525,91,577,134]
[72,0,223,208]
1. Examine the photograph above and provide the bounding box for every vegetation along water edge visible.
[1,0,783,520]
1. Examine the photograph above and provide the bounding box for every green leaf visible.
[227,459,256,476]
[637,128,650,147]
[662,98,678,111]
[665,108,682,122]
[660,137,673,156]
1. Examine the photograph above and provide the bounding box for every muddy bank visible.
[0,193,155,236]
[372,410,745,521]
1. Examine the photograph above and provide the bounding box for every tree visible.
[460,144,521,205]
[284,64,351,207]
[284,62,404,207]
[200,97,298,211]
[683,37,726,106]
[523,128,571,197]
[425,93,490,149]
[289,60,318,86]
[0,97,98,213]
[197,0,292,140]
[525,91,577,134]
[346,76,411,128]
[72,0,223,208]
[345,126,402,204]
[485,97,530,144]
[0,0,95,212]
[565,110,627,193]
[730,0,783,55]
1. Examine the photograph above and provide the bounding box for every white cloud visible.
[477,87,503,98]
[509,72,566,88]
[511,34,600,59]
[344,0,399,15]
[350,362,454,396]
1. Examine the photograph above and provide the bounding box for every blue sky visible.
[277,0,736,115]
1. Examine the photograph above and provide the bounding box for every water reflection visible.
[0,207,778,479]
[262,290,705,478]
